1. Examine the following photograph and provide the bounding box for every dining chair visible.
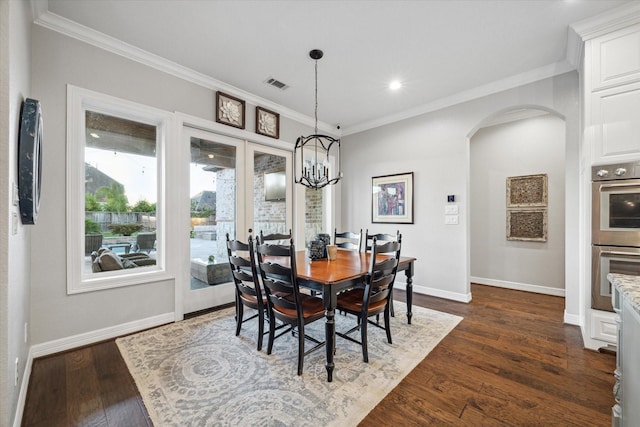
[256,239,325,375]
[363,229,400,252]
[226,232,267,351]
[259,228,292,245]
[336,235,402,362]
[334,228,362,251]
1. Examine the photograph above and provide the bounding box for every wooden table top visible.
[264,249,416,286]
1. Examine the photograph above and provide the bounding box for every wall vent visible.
[264,77,289,90]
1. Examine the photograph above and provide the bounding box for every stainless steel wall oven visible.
[592,162,640,312]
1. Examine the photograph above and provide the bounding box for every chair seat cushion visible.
[240,293,267,306]
[274,294,325,320]
[337,288,387,313]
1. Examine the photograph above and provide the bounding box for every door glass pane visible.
[190,137,236,290]
[253,152,288,238]
[304,188,326,246]
[84,111,157,274]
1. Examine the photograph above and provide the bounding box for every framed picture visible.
[507,209,547,242]
[256,106,279,139]
[372,172,414,224]
[215,91,245,129]
[506,174,547,207]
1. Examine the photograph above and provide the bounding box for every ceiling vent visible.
[264,77,289,90]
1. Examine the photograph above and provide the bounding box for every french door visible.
[179,126,292,315]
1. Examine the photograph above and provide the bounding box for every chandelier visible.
[294,49,342,190]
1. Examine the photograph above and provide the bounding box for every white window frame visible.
[66,85,173,294]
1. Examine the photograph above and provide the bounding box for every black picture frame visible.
[18,98,43,225]
[215,91,245,129]
[256,106,280,139]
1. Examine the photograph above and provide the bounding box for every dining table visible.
[289,249,416,382]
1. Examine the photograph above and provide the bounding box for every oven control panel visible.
[593,162,640,181]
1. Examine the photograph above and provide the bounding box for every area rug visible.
[116,302,462,427]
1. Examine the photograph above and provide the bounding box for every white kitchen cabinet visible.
[591,81,640,164]
[620,296,640,425]
[609,274,640,426]
[591,23,640,91]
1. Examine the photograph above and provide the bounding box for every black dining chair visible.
[256,239,325,375]
[336,235,402,362]
[226,232,267,351]
[334,228,362,251]
[259,229,292,245]
[363,229,400,252]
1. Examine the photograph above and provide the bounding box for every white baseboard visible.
[395,281,472,303]
[564,311,582,326]
[12,347,34,427]
[14,312,175,427]
[470,276,565,297]
[30,312,175,359]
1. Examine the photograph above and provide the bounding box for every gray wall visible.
[341,72,580,317]
[470,113,566,292]
[2,1,33,425]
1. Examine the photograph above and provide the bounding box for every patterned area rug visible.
[116,302,462,427]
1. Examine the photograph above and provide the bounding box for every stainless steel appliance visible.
[592,162,640,311]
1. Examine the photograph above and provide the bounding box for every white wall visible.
[341,72,580,317]
[470,113,566,293]
[1,1,33,426]
[28,25,315,348]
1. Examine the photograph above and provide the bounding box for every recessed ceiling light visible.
[90,132,100,138]
[208,154,215,159]
[389,80,402,90]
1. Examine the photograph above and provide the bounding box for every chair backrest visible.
[364,235,402,311]
[136,232,156,253]
[334,228,362,251]
[364,229,399,252]
[256,239,303,325]
[226,233,262,304]
[259,229,292,245]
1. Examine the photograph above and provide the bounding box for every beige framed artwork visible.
[506,209,547,242]
[506,174,547,208]
[215,91,245,129]
[255,106,279,139]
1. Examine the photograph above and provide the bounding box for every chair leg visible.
[257,307,264,351]
[267,312,276,355]
[384,308,392,344]
[235,303,244,337]
[297,324,305,375]
[361,317,369,363]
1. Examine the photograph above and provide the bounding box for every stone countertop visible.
[608,273,640,315]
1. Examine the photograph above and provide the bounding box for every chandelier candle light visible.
[294,49,342,190]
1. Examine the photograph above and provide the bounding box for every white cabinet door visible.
[592,81,640,164]
[621,297,640,425]
[591,23,640,91]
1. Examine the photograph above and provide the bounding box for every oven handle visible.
[600,250,640,257]
[598,182,640,190]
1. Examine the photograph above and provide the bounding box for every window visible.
[67,86,172,293]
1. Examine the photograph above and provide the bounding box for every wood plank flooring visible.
[22,284,615,426]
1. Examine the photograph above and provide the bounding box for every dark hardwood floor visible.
[22,284,615,426]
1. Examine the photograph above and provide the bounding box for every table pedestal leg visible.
[325,307,335,382]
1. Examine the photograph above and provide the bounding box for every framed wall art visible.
[256,106,279,139]
[506,173,547,207]
[372,172,413,224]
[506,209,547,242]
[215,91,245,129]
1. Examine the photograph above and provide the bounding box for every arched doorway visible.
[468,107,567,297]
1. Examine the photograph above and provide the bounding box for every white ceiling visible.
[41,0,634,135]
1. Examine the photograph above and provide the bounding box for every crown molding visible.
[570,2,640,42]
[33,10,337,136]
[341,60,574,136]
